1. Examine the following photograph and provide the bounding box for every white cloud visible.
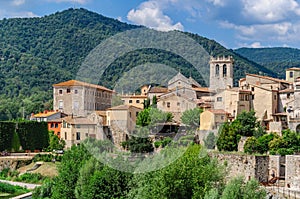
[12,0,26,6]
[127,0,184,31]
[206,0,225,7]
[249,42,263,48]
[0,10,39,19]
[242,0,300,23]
[46,0,88,4]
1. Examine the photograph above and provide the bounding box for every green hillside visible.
[0,8,275,120]
[234,47,300,79]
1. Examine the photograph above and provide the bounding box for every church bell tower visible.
[209,55,234,91]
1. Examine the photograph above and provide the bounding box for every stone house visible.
[106,105,142,146]
[53,80,113,116]
[121,94,148,109]
[286,67,300,82]
[60,116,99,149]
[200,109,229,130]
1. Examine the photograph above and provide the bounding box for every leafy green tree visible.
[244,137,258,154]
[51,145,91,199]
[122,135,154,153]
[152,95,157,108]
[143,98,151,109]
[127,145,225,199]
[217,122,241,151]
[221,177,266,199]
[136,108,173,127]
[234,110,258,137]
[48,131,65,151]
[256,133,278,154]
[181,107,203,128]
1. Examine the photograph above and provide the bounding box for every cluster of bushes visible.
[0,121,49,152]
[33,140,266,199]
[244,129,300,155]
[0,182,29,196]
[217,111,260,152]
[154,137,172,148]
[33,153,62,162]
[0,168,49,184]
[0,168,19,180]
[15,173,49,184]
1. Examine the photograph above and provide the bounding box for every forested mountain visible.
[234,47,300,79]
[0,8,275,120]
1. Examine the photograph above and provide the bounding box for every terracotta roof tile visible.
[246,74,292,84]
[53,80,113,92]
[287,67,300,71]
[107,105,142,110]
[62,116,96,125]
[208,109,229,114]
[149,87,168,93]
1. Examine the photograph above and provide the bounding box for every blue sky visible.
[1,0,300,49]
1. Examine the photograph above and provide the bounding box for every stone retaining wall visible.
[0,157,33,171]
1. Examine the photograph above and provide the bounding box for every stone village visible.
[29,56,300,196]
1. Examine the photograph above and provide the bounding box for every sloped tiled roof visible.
[53,80,113,92]
[193,87,210,92]
[34,111,60,118]
[208,109,229,114]
[149,87,168,93]
[246,74,292,84]
[107,105,142,111]
[62,116,96,125]
[286,67,300,71]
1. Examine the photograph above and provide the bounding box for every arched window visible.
[215,64,219,76]
[223,64,227,77]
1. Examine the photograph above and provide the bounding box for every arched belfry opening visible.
[209,56,234,91]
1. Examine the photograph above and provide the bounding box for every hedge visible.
[0,122,15,151]
[0,121,49,152]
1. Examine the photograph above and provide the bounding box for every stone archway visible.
[296,124,300,133]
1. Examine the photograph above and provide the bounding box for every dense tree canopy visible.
[0,8,276,120]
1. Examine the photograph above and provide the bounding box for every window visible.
[177,102,180,106]
[129,112,132,118]
[252,95,255,100]
[221,116,224,120]
[67,88,71,93]
[245,95,249,101]
[167,102,170,108]
[290,71,294,78]
[215,64,219,76]
[129,100,133,104]
[223,64,227,77]
[136,112,139,117]
[55,123,58,128]
[274,95,277,100]
[178,81,181,85]
[51,123,54,128]
[65,132,67,140]
[76,125,81,129]
[76,132,81,140]
[59,89,63,94]
[136,100,140,103]
[217,97,222,102]
[251,87,255,92]
[59,100,63,110]
[75,89,78,94]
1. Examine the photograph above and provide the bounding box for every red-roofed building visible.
[53,80,113,116]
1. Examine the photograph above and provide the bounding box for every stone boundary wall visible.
[209,153,269,183]
[0,157,33,171]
